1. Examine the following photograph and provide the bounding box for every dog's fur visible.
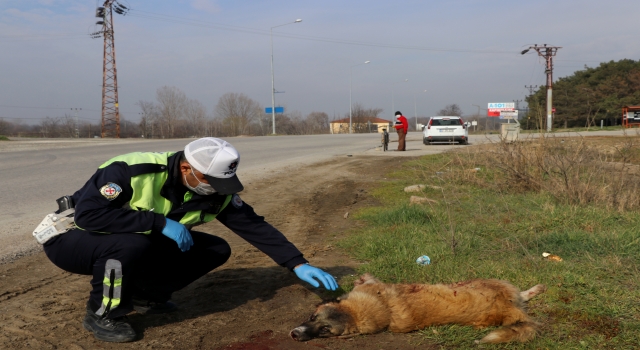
[291,273,546,344]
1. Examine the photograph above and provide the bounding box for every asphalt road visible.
[0,129,632,262]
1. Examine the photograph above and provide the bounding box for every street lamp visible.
[349,60,370,134]
[391,79,408,114]
[270,19,302,135]
[414,90,427,131]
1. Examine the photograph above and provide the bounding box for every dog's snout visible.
[290,327,308,342]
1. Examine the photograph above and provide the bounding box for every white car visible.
[423,116,469,145]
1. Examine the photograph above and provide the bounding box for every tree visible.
[156,86,188,138]
[184,99,207,137]
[348,104,384,133]
[305,112,329,134]
[526,59,640,128]
[437,104,463,116]
[137,100,160,138]
[214,93,261,136]
[60,114,77,138]
[40,117,59,138]
[0,118,10,136]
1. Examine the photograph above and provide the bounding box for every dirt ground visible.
[0,155,437,350]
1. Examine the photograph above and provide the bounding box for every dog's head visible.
[290,302,354,341]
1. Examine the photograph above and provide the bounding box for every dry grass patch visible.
[435,134,640,212]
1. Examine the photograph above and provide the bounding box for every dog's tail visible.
[475,321,539,344]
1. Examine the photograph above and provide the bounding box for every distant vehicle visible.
[423,116,468,145]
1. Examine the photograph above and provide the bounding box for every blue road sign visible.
[265,107,284,114]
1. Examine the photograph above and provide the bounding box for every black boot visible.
[83,303,137,342]
[132,298,177,315]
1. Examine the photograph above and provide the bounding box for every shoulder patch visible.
[231,194,243,209]
[100,182,122,201]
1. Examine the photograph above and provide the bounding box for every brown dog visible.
[290,273,546,344]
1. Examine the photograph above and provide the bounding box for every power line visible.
[0,115,99,121]
[125,9,520,55]
[0,104,100,112]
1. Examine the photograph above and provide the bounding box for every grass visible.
[0,135,9,141]
[337,135,640,349]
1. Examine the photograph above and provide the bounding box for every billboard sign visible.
[488,102,515,110]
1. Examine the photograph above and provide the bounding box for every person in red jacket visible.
[394,111,409,151]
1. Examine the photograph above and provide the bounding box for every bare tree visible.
[350,104,384,133]
[437,104,463,116]
[60,114,77,138]
[0,118,10,136]
[214,93,261,136]
[279,111,305,135]
[184,99,207,137]
[137,100,160,138]
[156,86,188,138]
[40,117,59,138]
[305,112,329,134]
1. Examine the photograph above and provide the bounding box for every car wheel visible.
[423,138,429,145]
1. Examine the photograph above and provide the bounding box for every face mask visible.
[184,168,216,196]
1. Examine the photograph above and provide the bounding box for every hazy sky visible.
[1,0,639,125]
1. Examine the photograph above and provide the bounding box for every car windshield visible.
[431,119,461,126]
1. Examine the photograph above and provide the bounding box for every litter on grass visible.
[542,252,563,262]
[416,255,431,265]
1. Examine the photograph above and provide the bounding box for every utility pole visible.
[512,99,522,110]
[521,45,561,132]
[512,100,522,125]
[525,85,538,96]
[91,1,128,138]
[71,108,82,138]
[524,85,537,130]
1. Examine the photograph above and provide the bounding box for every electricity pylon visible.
[91,1,128,138]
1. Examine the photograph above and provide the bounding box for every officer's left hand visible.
[294,264,339,291]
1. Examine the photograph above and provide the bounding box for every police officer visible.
[43,137,338,343]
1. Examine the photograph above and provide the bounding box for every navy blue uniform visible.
[44,151,307,318]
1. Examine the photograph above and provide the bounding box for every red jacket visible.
[394,115,408,133]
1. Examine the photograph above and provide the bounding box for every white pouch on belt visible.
[32,209,76,244]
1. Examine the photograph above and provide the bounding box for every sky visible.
[1,0,639,125]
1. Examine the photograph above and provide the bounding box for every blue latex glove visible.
[162,218,193,252]
[294,264,339,291]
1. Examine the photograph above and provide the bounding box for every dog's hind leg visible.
[475,321,538,344]
[519,284,546,302]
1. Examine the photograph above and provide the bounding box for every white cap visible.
[184,137,244,194]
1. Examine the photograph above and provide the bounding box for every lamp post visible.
[414,90,427,131]
[391,79,408,114]
[270,19,302,135]
[349,60,370,134]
